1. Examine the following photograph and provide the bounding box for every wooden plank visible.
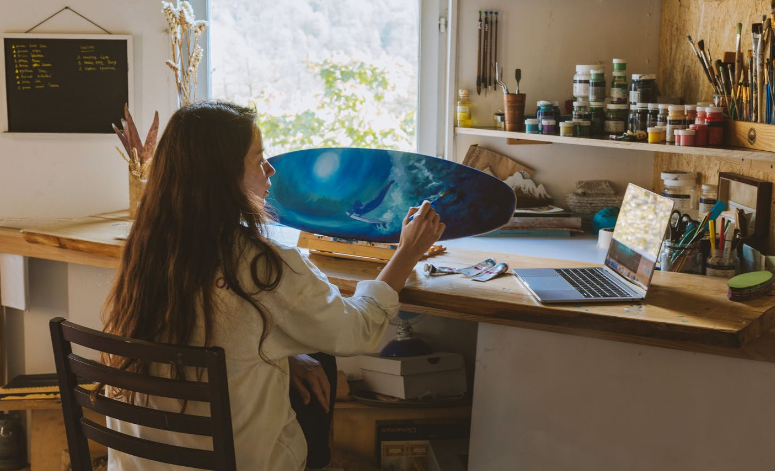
[0,228,119,269]
[20,216,128,259]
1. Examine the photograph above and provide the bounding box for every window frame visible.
[197,0,452,158]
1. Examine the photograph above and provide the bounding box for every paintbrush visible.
[727,64,738,119]
[688,35,714,87]
[698,40,720,93]
[736,23,743,85]
[515,68,521,94]
[476,11,482,95]
[493,12,498,91]
[482,11,489,96]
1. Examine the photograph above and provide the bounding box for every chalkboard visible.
[2,34,132,133]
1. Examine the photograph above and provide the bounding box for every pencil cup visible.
[659,240,703,274]
[706,249,738,278]
[503,93,526,132]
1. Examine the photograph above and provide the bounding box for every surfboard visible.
[266,147,516,243]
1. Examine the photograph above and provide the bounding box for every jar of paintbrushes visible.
[659,240,704,274]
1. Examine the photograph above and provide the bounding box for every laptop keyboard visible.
[556,268,632,298]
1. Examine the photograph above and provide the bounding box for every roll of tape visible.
[597,227,614,248]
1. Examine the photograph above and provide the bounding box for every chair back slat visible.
[50,318,236,471]
[61,320,210,367]
[73,387,213,436]
[67,355,210,402]
[79,418,216,470]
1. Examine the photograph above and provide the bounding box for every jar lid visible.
[590,69,605,75]
[676,129,696,135]
[701,184,717,190]
[524,118,540,124]
[612,71,626,77]
[590,101,606,107]
[537,100,551,106]
[647,127,660,132]
[560,121,575,127]
[708,106,724,113]
[607,104,629,109]
[574,100,590,106]
[668,105,685,111]
[458,89,469,95]
[577,120,591,125]
[632,73,657,81]
[637,103,649,109]
[648,103,659,109]
[613,59,627,64]
[575,65,595,73]
[697,102,712,107]
[541,119,556,125]
[661,170,695,181]
[658,103,670,109]
[684,104,697,111]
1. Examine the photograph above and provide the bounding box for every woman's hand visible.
[399,200,446,259]
[288,354,331,413]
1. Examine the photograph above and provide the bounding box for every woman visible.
[102,101,445,470]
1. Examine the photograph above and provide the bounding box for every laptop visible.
[513,184,674,303]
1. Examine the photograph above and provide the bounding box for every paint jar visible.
[647,126,661,143]
[712,95,731,119]
[572,101,590,121]
[657,103,669,127]
[525,118,540,134]
[647,103,659,127]
[612,58,627,72]
[675,129,696,146]
[493,112,505,129]
[659,240,704,274]
[573,65,593,99]
[552,101,562,124]
[589,102,606,136]
[576,120,591,137]
[541,119,557,135]
[689,123,708,146]
[604,104,628,135]
[698,184,718,218]
[685,104,697,123]
[666,105,686,143]
[706,249,738,278]
[589,69,606,102]
[657,126,667,142]
[630,74,657,106]
[629,103,649,132]
[610,71,628,104]
[695,106,707,124]
[661,170,696,210]
[706,106,724,147]
[456,89,472,127]
[536,101,553,132]
[560,121,576,137]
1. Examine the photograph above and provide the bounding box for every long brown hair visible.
[102,101,283,405]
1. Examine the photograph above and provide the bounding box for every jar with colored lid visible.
[661,171,696,210]
[706,106,724,147]
[612,58,627,72]
[541,119,557,135]
[560,121,576,137]
[656,126,667,142]
[695,107,707,124]
[675,129,696,146]
[576,120,591,137]
[573,65,593,99]
[647,126,661,143]
[689,123,708,146]
[657,103,669,126]
[525,118,540,134]
[589,102,606,136]
[610,71,628,104]
[589,69,606,102]
[604,104,628,135]
[666,105,686,143]
[684,104,697,123]
[572,101,590,121]
[536,101,553,132]
[630,74,657,106]
[698,184,718,217]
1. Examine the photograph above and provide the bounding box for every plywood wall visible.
[658,0,769,103]
[656,0,775,254]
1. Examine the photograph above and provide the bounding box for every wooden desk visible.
[2,213,775,361]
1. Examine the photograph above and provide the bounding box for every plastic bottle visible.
[610,71,628,104]
[647,103,659,127]
[661,171,697,210]
[456,89,472,127]
[698,184,718,218]
[666,105,686,143]
[536,101,553,132]
[572,101,590,121]
[573,65,593,99]
[589,69,606,102]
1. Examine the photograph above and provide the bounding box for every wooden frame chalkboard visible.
[0,33,133,134]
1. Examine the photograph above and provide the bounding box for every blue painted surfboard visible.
[266,148,516,243]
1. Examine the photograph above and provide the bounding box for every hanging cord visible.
[26,6,111,34]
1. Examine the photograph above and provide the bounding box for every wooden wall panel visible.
[659,0,769,104]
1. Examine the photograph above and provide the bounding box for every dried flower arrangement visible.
[162,1,208,107]
[113,104,160,181]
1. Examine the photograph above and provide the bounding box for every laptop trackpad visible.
[523,276,573,291]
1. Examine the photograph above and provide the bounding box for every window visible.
[208,0,439,157]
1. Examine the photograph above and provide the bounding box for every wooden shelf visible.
[455,127,775,162]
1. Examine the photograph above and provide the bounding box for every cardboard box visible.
[376,418,470,469]
[358,352,464,376]
[362,367,467,399]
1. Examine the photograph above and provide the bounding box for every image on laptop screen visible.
[604,184,674,291]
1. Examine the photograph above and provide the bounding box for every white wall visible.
[452,0,662,204]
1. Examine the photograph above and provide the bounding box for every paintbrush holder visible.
[503,93,526,132]
[727,121,775,152]
[659,240,703,274]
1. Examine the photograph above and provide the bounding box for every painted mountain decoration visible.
[266,148,517,243]
[504,171,554,208]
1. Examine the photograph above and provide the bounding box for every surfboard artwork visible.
[266,148,516,243]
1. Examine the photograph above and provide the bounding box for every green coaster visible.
[728,271,773,290]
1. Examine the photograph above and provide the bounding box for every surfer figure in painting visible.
[346,180,395,227]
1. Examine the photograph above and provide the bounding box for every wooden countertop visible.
[3,212,775,362]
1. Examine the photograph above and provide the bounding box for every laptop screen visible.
[604,184,675,291]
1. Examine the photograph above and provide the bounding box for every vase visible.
[128,170,148,219]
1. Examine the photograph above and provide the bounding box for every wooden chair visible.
[49,317,236,471]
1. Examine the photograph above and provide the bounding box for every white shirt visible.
[107,237,400,470]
